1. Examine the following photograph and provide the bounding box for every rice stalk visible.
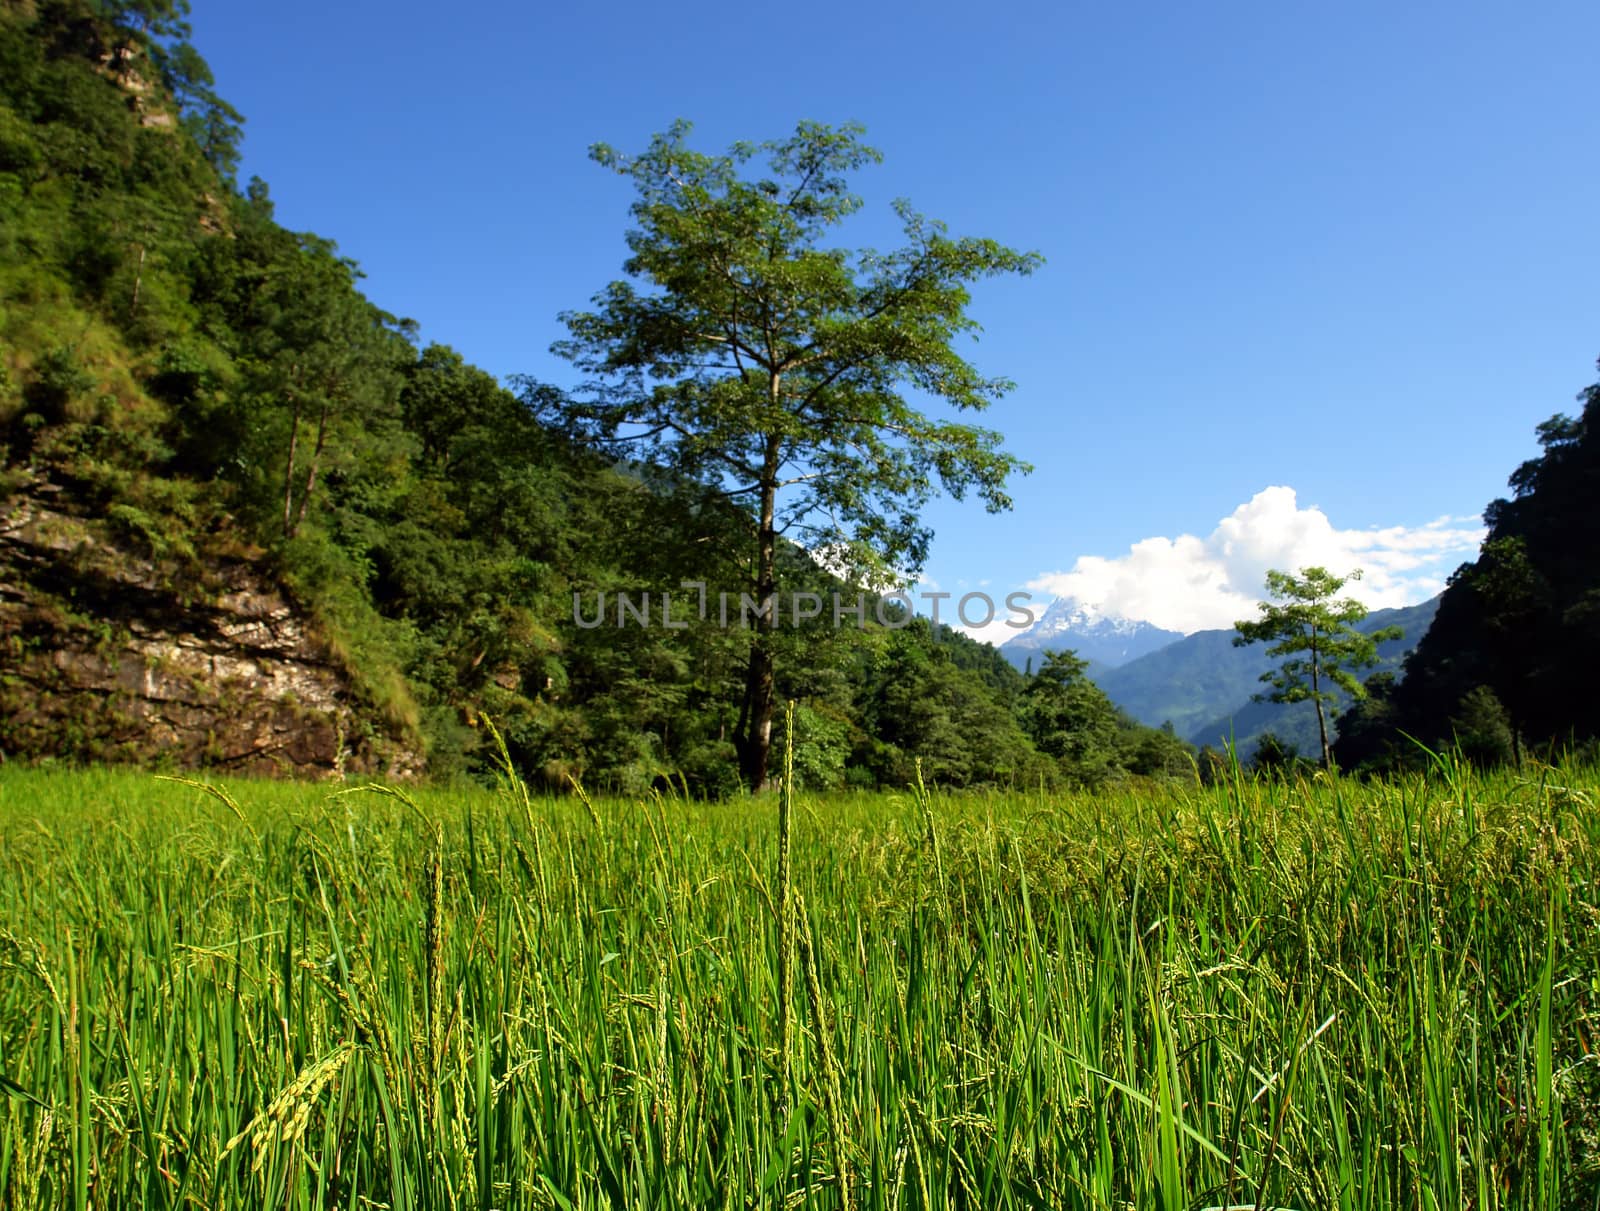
[796,890,854,1211]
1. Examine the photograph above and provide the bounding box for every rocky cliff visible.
[0,488,419,778]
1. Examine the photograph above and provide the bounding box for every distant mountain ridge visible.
[1092,597,1441,756]
[1001,597,1183,675]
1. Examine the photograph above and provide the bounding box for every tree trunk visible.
[734,672,752,760]
[281,381,301,538]
[739,431,783,791]
[1310,626,1331,768]
[129,243,145,319]
[290,398,331,537]
[743,639,775,790]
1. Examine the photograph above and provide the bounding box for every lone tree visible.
[543,121,1040,789]
[1232,567,1401,768]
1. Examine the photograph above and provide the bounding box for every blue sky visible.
[189,0,1599,636]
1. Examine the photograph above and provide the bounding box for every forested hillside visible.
[1337,386,1600,770]
[0,0,1198,792]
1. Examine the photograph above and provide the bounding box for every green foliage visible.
[676,738,743,799]
[770,700,851,790]
[1331,670,1402,773]
[278,529,419,736]
[1248,729,1306,776]
[1234,566,1401,767]
[848,619,1043,789]
[1396,372,1600,759]
[553,119,1039,561]
[104,499,191,559]
[20,344,93,418]
[1125,720,1197,781]
[1448,684,1518,767]
[1020,650,1123,785]
[546,119,1040,787]
[1194,743,1232,786]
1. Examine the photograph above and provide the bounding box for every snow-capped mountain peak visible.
[1002,596,1183,672]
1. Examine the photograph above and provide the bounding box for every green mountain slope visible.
[1095,598,1441,757]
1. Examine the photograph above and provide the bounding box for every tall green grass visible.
[0,754,1595,1208]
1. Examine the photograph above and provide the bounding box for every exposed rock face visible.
[0,494,419,778]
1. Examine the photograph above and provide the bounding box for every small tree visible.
[545,121,1039,789]
[1232,567,1401,768]
[1248,730,1301,777]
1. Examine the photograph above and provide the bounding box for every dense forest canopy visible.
[1336,381,1600,770]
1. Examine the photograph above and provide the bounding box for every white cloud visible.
[951,614,1041,646]
[1023,486,1484,635]
[909,577,1041,646]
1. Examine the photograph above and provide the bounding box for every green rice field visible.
[0,748,1597,1208]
